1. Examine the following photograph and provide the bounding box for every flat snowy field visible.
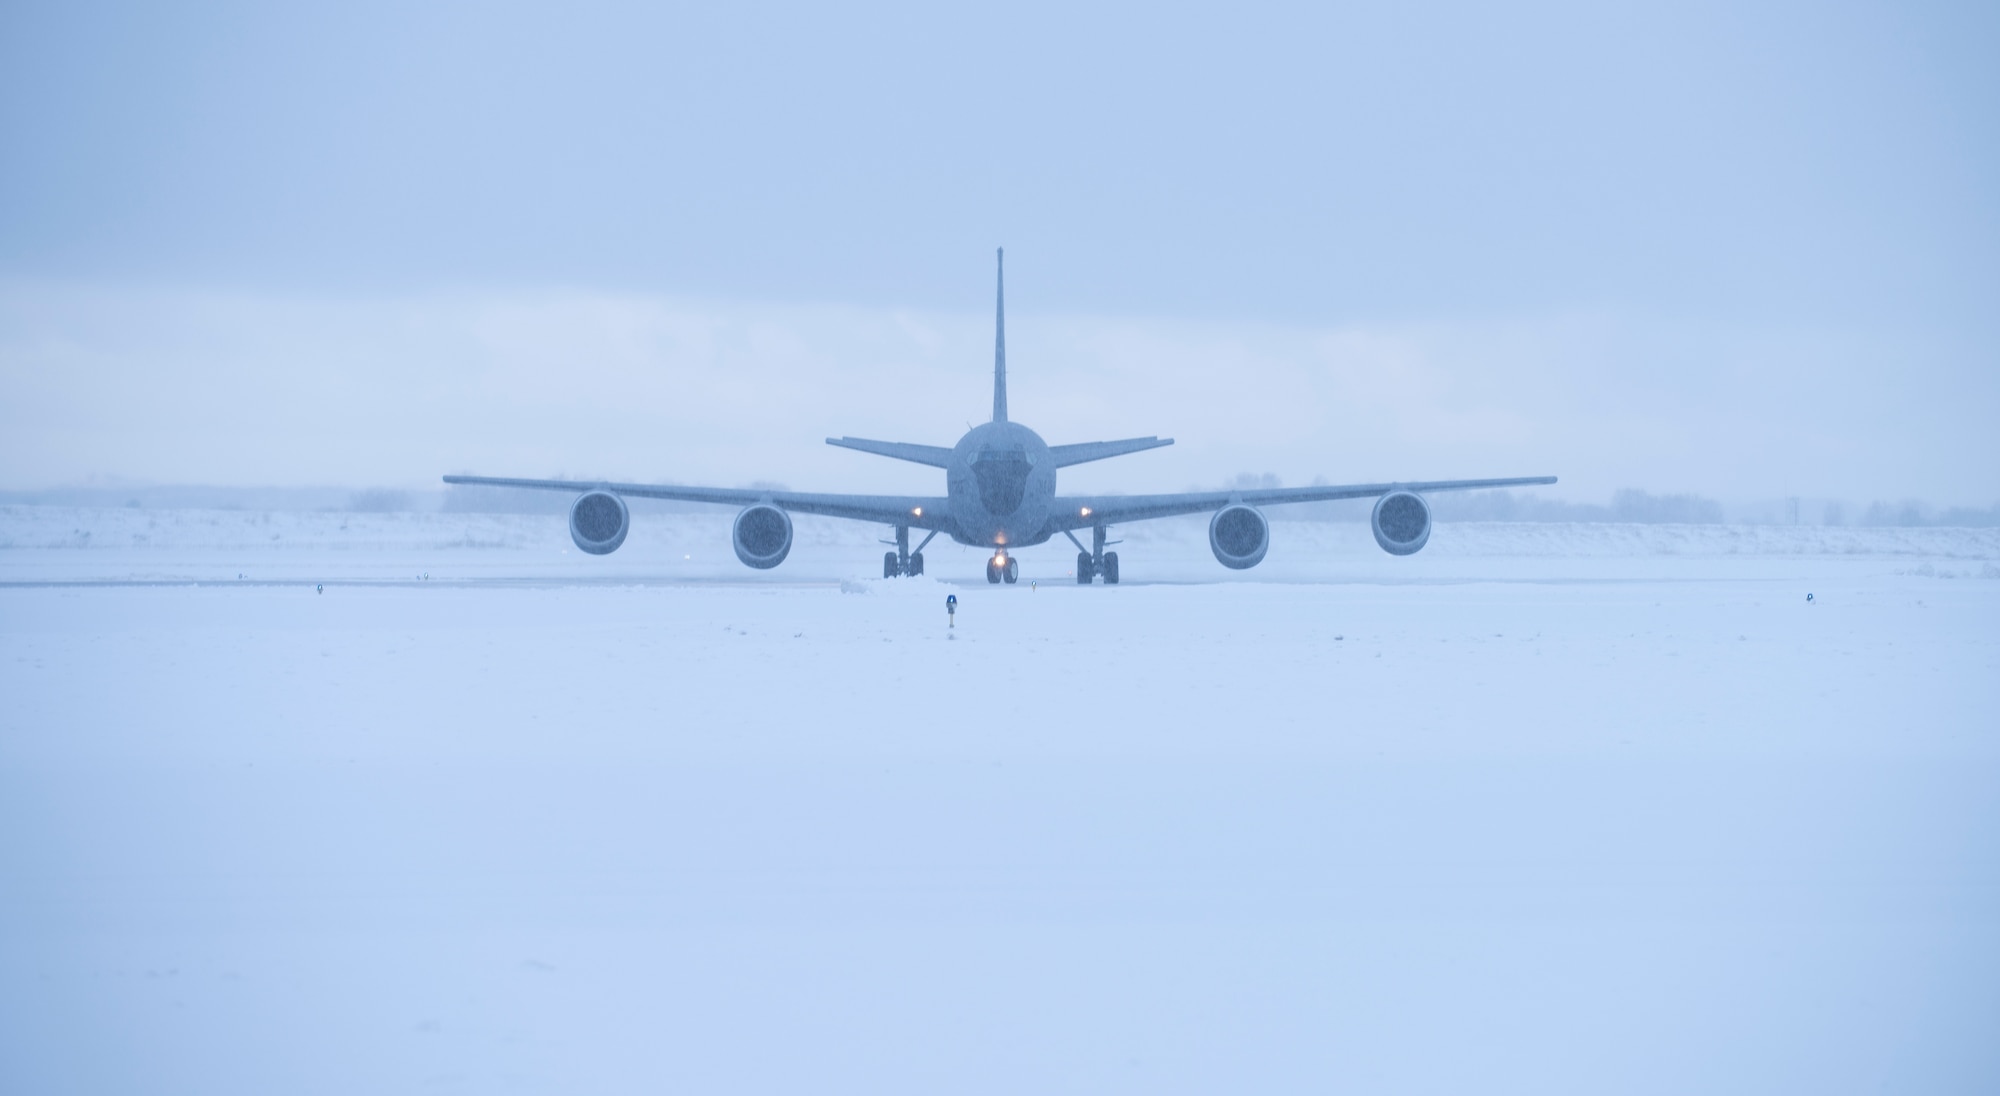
[3,508,1997,1094]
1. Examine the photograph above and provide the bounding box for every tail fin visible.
[992,247,1007,423]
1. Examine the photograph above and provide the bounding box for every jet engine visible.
[732,504,793,569]
[1209,504,1270,569]
[1371,491,1431,555]
[569,490,630,555]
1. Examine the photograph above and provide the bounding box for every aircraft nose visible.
[971,450,1032,515]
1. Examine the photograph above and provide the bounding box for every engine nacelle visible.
[1209,504,1270,569]
[569,490,630,555]
[1371,491,1431,555]
[732,504,793,569]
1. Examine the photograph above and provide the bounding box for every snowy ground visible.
[3,508,1997,1093]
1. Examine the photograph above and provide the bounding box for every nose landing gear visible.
[986,553,1018,584]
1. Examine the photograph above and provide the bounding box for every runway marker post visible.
[947,594,957,628]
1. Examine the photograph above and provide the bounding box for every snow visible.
[2,507,1996,1093]
[6,504,1999,585]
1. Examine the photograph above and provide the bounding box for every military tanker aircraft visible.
[445,251,1556,584]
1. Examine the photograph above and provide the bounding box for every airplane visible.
[444,250,1556,584]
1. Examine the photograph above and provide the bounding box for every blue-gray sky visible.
[2,0,1995,503]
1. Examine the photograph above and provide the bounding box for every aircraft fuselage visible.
[945,420,1056,548]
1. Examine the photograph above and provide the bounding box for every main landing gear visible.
[985,553,1018,584]
[1075,550,1119,584]
[882,526,936,578]
[1067,525,1120,584]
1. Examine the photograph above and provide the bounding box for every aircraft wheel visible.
[1003,557,1019,584]
[909,552,924,577]
[1076,551,1094,584]
[884,551,900,579]
[1103,551,1120,584]
[986,558,1003,584]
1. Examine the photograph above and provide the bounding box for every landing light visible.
[913,507,922,516]
[1080,507,1091,517]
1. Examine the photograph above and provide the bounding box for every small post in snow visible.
[947,594,957,628]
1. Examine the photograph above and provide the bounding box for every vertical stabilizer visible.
[992,247,1008,422]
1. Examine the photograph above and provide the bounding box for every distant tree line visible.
[1844,500,2000,527]
[3,482,1996,527]
[1207,476,2000,526]
[1430,490,2000,526]
[1435,488,1724,523]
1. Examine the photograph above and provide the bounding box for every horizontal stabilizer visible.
[826,437,955,467]
[1048,437,1175,467]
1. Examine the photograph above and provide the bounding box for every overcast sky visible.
[2,1,1994,504]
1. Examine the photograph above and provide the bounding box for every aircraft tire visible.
[986,559,1002,584]
[884,551,899,578]
[1076,551,1093,583]
[1003,557,1019,584]
[909,552,924,577]
[1103,552,1120,584]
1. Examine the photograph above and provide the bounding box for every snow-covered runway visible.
[2,512,1996,1093]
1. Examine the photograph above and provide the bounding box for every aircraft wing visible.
[1047,476,1558,531]
[442,475,953,530]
